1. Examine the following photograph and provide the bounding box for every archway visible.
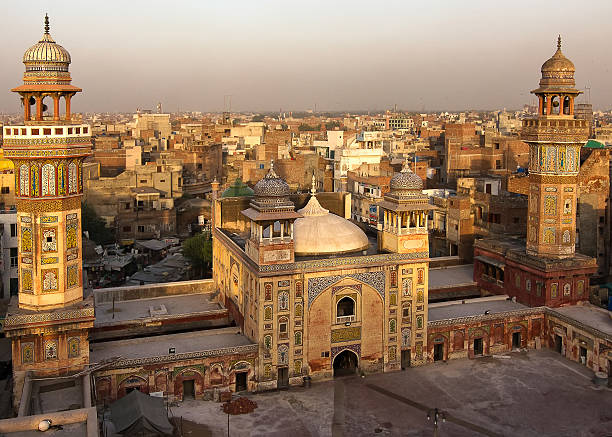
[333,350,358,377]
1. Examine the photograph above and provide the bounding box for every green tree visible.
[182,231,213,278]
[81,202,114,244]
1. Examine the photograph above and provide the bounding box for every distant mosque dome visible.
[293,194,369,256]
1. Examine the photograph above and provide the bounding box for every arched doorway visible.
[333,350,358,377]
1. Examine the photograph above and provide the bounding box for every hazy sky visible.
[2,0,611,113]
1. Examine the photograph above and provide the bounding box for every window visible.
[1,187,9,194]
[137,225,145,233]
[10,247,18,267]
[336,297,355,322]
[125,202,131,210]
[402,303,411,319]
[278,317,288,340]
[10,223,17,237]
[122,226,131,232]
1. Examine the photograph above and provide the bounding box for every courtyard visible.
[169,349,611,437]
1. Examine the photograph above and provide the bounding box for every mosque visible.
[0,16,610,410]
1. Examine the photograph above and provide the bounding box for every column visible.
[538,96,543,115]
[559,95,564,116]
[290,222,293,239]
[569,97,574,116]
[546,96,551,116]
[24,94,31,121]
[259,224,263,243]
[397,213,401,234]
[65,95,71,121]
[53,95,60,121]
[280,222,284,239]
[36,96,43,121]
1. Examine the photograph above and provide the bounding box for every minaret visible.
[2,15,94,404]
[522,36,589,258]
[241,162,302,265]
[378,159,432,256]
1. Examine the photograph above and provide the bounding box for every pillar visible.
[546,96,551,116]
[24,95,31,121]
[53,95,60,121]
[36,96,43,121]
[65,95,71,121]
[559,95,564,116]
[569,97,574,116]
[538,96,543,115]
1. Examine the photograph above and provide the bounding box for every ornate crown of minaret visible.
[522,36,589,258]
[378,158,432,255]
[2,15,92,309]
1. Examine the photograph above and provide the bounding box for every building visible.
[474,37,597,307]
[333,131,386,191]
[1,16,95,407]
[213,162,432,386]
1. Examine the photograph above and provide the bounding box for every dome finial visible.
[401,156,412,173]
[557,35,561,50]
[310,172,316,195]
[44,13,49,34]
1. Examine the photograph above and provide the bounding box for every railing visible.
[336,315,355,324]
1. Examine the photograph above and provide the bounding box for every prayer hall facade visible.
[212,166,434,387]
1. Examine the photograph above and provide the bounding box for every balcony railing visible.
[336,315,355,324]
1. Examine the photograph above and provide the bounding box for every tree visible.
[81,202,114,245]
[182,231,213,278]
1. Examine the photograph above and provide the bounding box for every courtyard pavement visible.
[170,349,612,436]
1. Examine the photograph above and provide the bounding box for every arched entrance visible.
[333,350,358,377]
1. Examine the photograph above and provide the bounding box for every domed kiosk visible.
[293,177,369,256]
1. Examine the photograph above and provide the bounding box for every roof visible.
[429,296,527,322]
[90,327,254,363]
[135,239,169,251]
[293,195,369,256]
[221,177,254,198]
[110,390,173,436]
[131,186,161,195]
[550,304,612,337]
[429,264,475,290]
[241,207,303,222]
[584,139,606,149]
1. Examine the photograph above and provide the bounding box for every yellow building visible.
[212,162,431,388]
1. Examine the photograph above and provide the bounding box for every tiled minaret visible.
[2,15,94,408]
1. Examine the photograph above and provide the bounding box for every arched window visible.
[20,164,29,196]
[57,163,66,195]
[389,319,397,334]
[278,316,288,340]
[336,296,355,321]
[45,340,58,360]
[42,163,56,196]
[68,162,77,193]
[30,164,39,196]
[294,331,302,346]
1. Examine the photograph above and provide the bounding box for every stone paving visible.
[170,349,612,436]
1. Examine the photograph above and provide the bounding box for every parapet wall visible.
[93,279,215,305]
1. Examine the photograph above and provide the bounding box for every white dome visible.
[293,195,369,256]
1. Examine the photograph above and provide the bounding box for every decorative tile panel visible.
[308,271,385,307]
[331,327,361,343]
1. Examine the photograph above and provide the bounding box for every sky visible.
[1,0,611,114]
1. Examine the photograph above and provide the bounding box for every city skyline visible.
[1,0,612,113]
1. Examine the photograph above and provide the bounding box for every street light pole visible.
[427,408,446,437]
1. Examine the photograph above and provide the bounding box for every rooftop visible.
[428,295,528,322]
[550,304,612,337]
[94,293,223,325]
[90,327,254,363]
[429,264,475,290]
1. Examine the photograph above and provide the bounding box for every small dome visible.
[23,33,71,65]
[23,15,71,67]
[538,36,576,89]
[390,163,423,191]
[293,195,369,256]
[541,49,574,73]
[222,177,254,198]
[253,166,290,198]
